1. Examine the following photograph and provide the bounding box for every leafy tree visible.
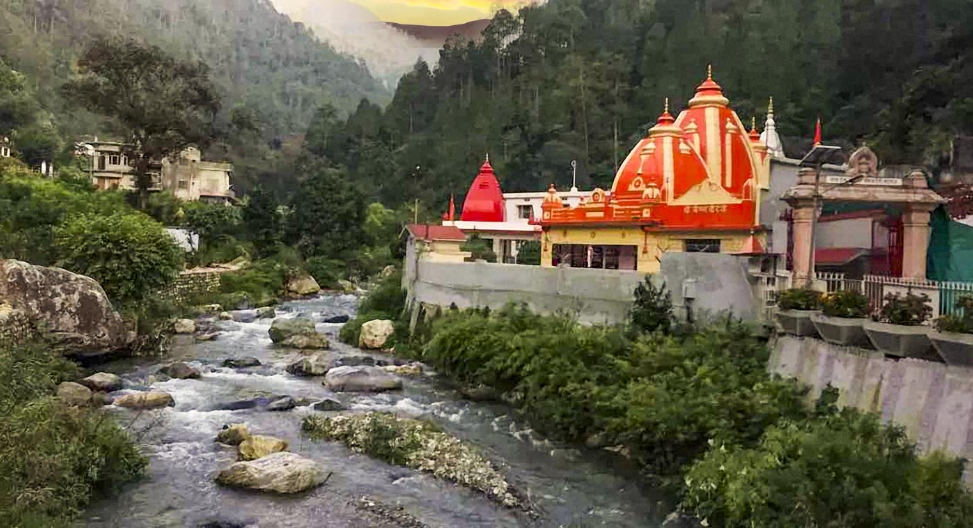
[10,124,60,167]
[53,212,184,308]
[516,240,541,265]
[461,234,497,262]
[285,165,366,259]
[241,185,281,258]
[183,202,241,251]
[62,36,221,208]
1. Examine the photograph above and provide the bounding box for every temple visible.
[537,69,770,273]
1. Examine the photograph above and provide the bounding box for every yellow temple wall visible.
[540,226,758,274]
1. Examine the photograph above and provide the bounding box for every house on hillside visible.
[84,140,233,203]
[0,137,10,159]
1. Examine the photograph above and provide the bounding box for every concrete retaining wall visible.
[770,336,973,461]
[405,253,760,325]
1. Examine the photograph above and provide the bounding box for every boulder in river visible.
[159,362,201,380]
[280,333,329,350]
[328,355,375,369]
[238,435,289,461]
[217,423,251,446]
[286,354,330,376]
[57,381,92,407]
[322,314,350,324]
[268,317,316,343]
[285,274,321,297]
[358,320,395,350]
[215,452,325,494]
[231,311,256,324]
[0,259,132,353]
[265,396,297,412]
[337,279,355,294]
[92,391,114,407]
[196,331,221,342]
[80,372,123,392]
[312,397,345,412]
[382,363,422,377]
[218,311,234,321]
[223,357,261,368]
[255,306,276,319]
[115,390,174,409]
[324,366,402,392]
[173,319,196,334]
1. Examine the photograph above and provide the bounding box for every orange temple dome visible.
[460,155,505,222]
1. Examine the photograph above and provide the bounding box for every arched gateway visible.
[782,146,945,282]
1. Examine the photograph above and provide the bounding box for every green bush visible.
[305,256,347,289]
[877,292,933,326]
[821,290,869,318]
[0,341,146,526]
[339,271,407,346]
[778,288,822,311]
[630,278,673,335]
[461,234,496,262]
[936,296,973,333]
[516,240,541,265]
[683,402,973,527]
[53,212,184,309]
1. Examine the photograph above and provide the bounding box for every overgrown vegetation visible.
[302,412,524,510]
[0,340,146,526]
[936,296,973,334]
[400,292,973,525]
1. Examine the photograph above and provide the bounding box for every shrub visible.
[935,296,973,334]
[305,256,347,289]
[461,234,496,262]
[683,402,973,527]
[218,256,296,307]
[339,271,407,345]
[0,341,146,526]
[778,288,822,311]
[630,277,673,335]
[516,240,541,265]
[877,292,933,326]
[53,212,184,309]
[821,290,869,318]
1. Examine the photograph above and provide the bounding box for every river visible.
[83,294,662,527]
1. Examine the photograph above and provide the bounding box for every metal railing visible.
[807,273,973,318]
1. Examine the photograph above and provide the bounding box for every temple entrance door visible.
[887,217,903,277]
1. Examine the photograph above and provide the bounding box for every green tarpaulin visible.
[928,207,973,282]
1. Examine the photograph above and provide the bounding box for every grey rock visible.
[223,357,261,368]
[329,355,375,369]
[268,317,316,343]
[324,365,402,392]
[255,306,276,319]
[159,362,201,379]
[265,396,297,412]
[322,314,350,324]
[280,333,329,350]
[286,353,331,376]
[57,381,92,407]
[231,311,256,324]
[80,372,123,392]
[0,259,131,353]
[312,397,345,411]
[286,275,321,296]
[215,452,325,494]
[173,319,196,334]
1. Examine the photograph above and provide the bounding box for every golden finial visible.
[485,153,489,163]
[707,64,712,80]
[664,97,669,114]
[751,116,757,132]
[768,96,774,115]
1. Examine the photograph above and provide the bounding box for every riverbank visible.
[0,340,146,526]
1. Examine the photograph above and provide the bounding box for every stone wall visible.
[160,269,223,305]
[405,253,761,325]
[770,336,973,466]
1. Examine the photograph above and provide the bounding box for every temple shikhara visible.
[538,69,769,273]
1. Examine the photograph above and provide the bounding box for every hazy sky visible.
[350,0,533,25]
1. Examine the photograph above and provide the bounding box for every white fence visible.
[811,272,973,319]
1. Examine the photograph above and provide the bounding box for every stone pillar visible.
[790,203,815,284]
[902,206,933,279]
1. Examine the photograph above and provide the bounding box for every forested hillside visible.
[311,0,973,211]
[0,0,389,191]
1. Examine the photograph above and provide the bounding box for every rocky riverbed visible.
[82,294,661,527]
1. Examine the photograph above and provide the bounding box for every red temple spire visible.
[813,117,822,146]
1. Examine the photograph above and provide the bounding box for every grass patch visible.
[0,340,146,526]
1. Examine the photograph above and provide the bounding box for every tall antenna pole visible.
[570,160,578,192]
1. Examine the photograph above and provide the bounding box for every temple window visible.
[685,239,721,253]
[517,205,533,219]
